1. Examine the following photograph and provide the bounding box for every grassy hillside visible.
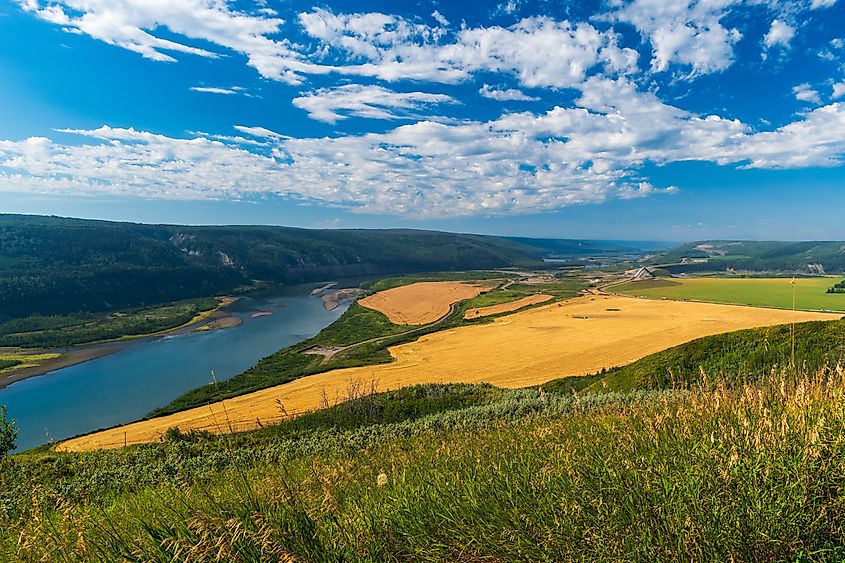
[6,369,845,561]
[614,277,845,312]
[541,319,845,394]
[0,214,553,322]
[656,240,845,273]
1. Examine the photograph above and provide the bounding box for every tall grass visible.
[5,369,845,561]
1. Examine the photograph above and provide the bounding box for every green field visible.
[0,352,62,375]
[614,277,845,312]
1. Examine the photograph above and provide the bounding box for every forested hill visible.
[655,240,845,274]
[0,214,556,321]
[503,237,640,257]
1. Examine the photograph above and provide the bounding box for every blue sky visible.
[1,0,845,241]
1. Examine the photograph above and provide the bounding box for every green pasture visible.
[614,277,845,312]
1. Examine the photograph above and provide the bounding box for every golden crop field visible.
[359,281,492,324]
[464,294,553,319]
[59,295,840,452]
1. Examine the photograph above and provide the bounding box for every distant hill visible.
[504,237,639,257]
[654,240,845,274]
[0,214,616,321]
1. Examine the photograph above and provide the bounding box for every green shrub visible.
[0,407,16,459]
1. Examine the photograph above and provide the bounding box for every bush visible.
[0,407,16,458]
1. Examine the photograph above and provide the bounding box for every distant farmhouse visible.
[632,267,656,281]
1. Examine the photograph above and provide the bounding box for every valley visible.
[5,216,845,561]
[7,5,845,557]
[59,291,837,451]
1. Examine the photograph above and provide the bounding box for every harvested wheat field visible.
[359,281,493,325]
[464,294,553,319]
[59,295,839,452]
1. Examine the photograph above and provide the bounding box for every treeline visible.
[0,359,21,371]
[0,267,242,321]
[658,240,845,273]
[0,298,218,348]
[0,215,550,322]
[827,280,845,293]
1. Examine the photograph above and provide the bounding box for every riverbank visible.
[0,296,241,389]
[321,287,367,310]
[3,285,350,452]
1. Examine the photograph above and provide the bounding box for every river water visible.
[0,285,348,451]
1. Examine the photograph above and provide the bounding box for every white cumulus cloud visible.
[292,85,456,123]
[607,0,742,75]
[298,10,639,88]
[4,84,845,216]
[16,0,331,84]
[794,83,821,103]
[479,84,539,101]
[764,19,795,48]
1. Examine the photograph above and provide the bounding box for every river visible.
[0,285,348,451]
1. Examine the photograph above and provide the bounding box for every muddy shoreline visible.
[321,288,367,310]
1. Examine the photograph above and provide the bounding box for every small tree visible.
[0,406,17,458]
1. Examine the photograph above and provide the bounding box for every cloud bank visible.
[7,0,845,217]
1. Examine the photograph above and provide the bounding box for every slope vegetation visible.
[586,319,845,393]
[8,371,845,561]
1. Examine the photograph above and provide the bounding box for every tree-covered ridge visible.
[655,240,845,273]
[0,214,556,321]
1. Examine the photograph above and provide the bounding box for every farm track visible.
[306,299,467,364]
[310,278,524,364]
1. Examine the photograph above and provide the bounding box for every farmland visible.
[358,281,494,324]
[613,276,845,311]
[150,275,588,417]
[59,295,838,450]
[464,293,552,319]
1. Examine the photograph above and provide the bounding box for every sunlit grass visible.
[614,277,845,312]
[5,367,845,561]
[0,353,61,374]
